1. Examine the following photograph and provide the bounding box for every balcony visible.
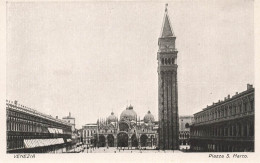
[158,48,177,53]
[194,111,254,126]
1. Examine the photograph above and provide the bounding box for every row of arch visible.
[98,133,156,147]
[179,140,190,145]
[191,120,254,137]
[117,121,154,133]
[179,133,190,139]
[191,141,254,152]
[161,58,175,65]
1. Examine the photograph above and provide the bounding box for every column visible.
[147,137,151,147]
[105,135,108,147]
[231,125,234,136]
[138,136,141,149]
[247,122,250,137]
[128,135,131,149]
[236,124,239,136]
[164,73,168,149]
[241,124,244,137]
[156,135,159,147]
[114,135,117,148]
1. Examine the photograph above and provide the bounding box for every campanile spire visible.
[160,4,175,38]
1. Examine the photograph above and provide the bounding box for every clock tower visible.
[157,4,179,150]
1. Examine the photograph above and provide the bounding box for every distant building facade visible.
[82,123,98,146]
[62,112,76,132]
[179,116,193,148]
[95,106,158,148]
[6,100,72,153]
[190,84,255,152]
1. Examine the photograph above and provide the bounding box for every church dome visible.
[107,112,117,123]
[120,105,137,121]
[144,111,155,123]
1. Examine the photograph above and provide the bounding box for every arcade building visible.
[190,84,255,152]
[6,100,73,153]
[94,105,158,149]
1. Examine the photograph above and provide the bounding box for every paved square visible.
[83,147,183,153]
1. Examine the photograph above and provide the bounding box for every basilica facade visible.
[94,105,158,148]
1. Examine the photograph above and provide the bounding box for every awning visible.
[49,139,56,145]
[57,138,64,144]
[67,139,72,142]
[24,138,65,149]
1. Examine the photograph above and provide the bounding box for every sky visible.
[6,0,254,128]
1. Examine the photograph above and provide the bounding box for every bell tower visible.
[157,4,179,150]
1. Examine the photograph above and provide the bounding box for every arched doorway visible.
[99,135,106,147]
[150,135,154,147]
[131,134,138,147]
[107,134,114,147]
[249,122,254,136]
[117,132,128,147]
[140,134,148,147]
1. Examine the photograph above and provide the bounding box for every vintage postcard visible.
[0,0,259,162]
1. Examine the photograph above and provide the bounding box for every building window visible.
[229,127,232,136]
[250,100,254,111]
[238,124,241,136]
[244,103,247,112]
[185,123,189,128]
[244,125,248,137]
[249,123,254,136]
[161,58,164,65]
[240,104,242,113]
[168,58,171,64]
[233,125,236,137]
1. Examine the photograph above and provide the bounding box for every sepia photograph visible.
[1,0,258,161]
